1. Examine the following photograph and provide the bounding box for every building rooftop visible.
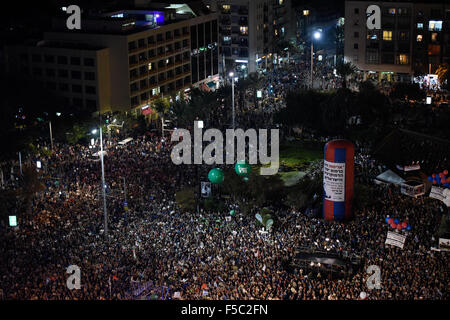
[50,3,213,35]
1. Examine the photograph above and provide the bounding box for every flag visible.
[202,290,208,296]
[201,283,207,290]
[112,275,119,281]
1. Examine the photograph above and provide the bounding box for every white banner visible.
[385,231,406,249]
[438,238,450,252]
[323,160,346,202]
[429,186,444,201]
[404,164,420,171]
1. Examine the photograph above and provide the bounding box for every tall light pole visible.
[92,127,108,237]
[49,121,54,150]
[229,71,235,129]
[311,31,321,89]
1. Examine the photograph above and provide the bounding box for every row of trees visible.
[274,82,390,136]
[274,78,450,143]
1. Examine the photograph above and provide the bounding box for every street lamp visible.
[229,71,235,129]
[92,127,108,237]
[311,30,322,89]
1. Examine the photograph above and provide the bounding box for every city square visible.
[0,0,448,307]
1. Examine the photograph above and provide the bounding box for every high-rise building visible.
[344,1,450,83]
[204,0,295,76]
[5,3,219,116]
[296,1,345,66]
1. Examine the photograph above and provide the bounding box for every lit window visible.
[240,26,248,35]
[383,30,392,41]
[388,8,396,15]
[429,20,442,31]
[367,31,378,40]
[279,0,284,5]
[274,29,278,36]
[416,34,423,42]
[398,54,409,65]
[148,63,153,71]
[417,23,423,29]
[303,10,309,16]
[431,32,438,42]
[222,5,230,10]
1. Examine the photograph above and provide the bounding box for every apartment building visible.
[5,3,219,116]
[345,1,450,83]
[204,0,294,76]
[6,41,111,113]
[296,1,345,66]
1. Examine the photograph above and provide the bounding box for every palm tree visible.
[153,96,170,135]
[271,37,294,69]
[336,62,357,89]
[16,164,45,216]
[246,72,264,108]
[436,63,450,89]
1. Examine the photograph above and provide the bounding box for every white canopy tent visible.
[118,138,133,145]
[375,170,405,185]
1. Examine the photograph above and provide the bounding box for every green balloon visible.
[230,209,236,216]
[208,168,224,184]
[235,161,251,177]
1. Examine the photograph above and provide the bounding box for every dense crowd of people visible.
[0,64,448,301]
[0,129,447,300]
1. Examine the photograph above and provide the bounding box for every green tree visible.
[239,72,264,108]
[274,90,328,132]
[355,81,390,126]
[321,88,354,135]
[153,96,171,135]
[66,124,88,145]
[175,187,197,212]
[16,165,45,216]
[389,82,426,101]
[436,63,450,90]
[336,62,357,89]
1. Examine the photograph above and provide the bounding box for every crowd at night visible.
[0,0,449,305]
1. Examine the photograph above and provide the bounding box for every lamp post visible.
[311,31,321,89]
[49,121,54,150]
[92,127,108,237]
[229,71,235,129]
